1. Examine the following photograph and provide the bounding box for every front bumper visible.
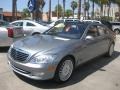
[8,55,56,80]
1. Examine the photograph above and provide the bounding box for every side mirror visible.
[85,35,94,40]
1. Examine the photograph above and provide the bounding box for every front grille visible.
[10,48,29,62]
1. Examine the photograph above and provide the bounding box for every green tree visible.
[55,4,63,18]
[22,8,31,18]
[71,0,77,18]
[65,9,72,18]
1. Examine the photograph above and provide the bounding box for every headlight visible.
[30,54,57,64]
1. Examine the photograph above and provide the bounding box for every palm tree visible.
[34,0,45,21]
[71,0,77,18]
[63,0,66,19]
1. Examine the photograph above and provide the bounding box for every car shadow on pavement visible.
[15,51,120,89]
[0,47,9,53]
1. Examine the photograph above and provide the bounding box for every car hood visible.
[13,35,74,55]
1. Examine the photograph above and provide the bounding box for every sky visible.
[0,0,105,13]
[0,0,71,12]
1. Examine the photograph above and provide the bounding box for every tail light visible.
[8,28,14,38]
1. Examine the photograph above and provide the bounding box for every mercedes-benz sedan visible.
[8,21,116,82]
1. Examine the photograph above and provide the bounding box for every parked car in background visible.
[0,27,13,47]
[82,20,113,31]
[110,22,120,34]
[0,25,23,47]
[49,18,80,27]
[8,21,116,83]
[82,20,101,23]
[9,20,50,36]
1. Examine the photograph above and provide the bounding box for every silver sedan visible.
[8,21,116,83]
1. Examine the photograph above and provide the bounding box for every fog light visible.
[34,72,45,76]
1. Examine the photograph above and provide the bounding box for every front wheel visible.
[54,57,74,83]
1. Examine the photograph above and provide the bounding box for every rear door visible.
[96,25,110,54]
[24,21,36,35]
[78,24,103,63]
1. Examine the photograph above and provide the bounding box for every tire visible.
[106,43,114,57]
[114,29,120,34]
[54,57,74,83]
[32,32,40,36]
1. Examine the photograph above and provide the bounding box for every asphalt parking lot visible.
[0,36,120,90]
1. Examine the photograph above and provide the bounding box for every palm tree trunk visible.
[73,10,74,18]
[119,5,120,21]
[12,0,17,21]
[57,0,59,19]
[78,0,81,19]
[87,0,90,19]
[103,5,106,17]
[92,0,94,19]
[100,5,103,19]
[107,4,111,18]
[84,0,86,19]
[63,0,65,19]
[48,0,51,21]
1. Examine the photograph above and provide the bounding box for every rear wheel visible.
[54,57,74,83]
[114,29,120,34]
[106,44,114,57]
[32,32,40,36]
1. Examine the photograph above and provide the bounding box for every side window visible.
[26,22,35,26]
[97,25,105,35]
[97,25,108,35]
[11,22,23,26]
[87,25,98,37]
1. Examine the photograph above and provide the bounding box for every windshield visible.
[44,22,88,39]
